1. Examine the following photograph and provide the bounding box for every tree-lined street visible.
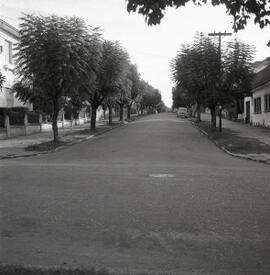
[1,113,270,274]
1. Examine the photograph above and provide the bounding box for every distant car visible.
[177,107,188,118]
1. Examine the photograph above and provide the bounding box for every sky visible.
[0,0,269,107]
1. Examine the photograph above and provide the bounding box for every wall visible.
[252,82,270,127]
[0,20,32,109]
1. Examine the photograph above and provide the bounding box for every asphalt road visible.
[1,113,270,274]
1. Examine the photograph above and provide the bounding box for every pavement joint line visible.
[189,119,270,165]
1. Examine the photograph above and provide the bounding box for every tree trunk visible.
[108,105,113,125]
[210,106,216,129]
[52,98,59,142]
[103,106,106,120]
[127,104,132,120]
[91,106,97,131]
[196,102,201,122]
[119,103,124,121]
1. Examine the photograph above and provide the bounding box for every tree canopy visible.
[126,0,270,32]
[14,14,101,141]
[171,33,254,128]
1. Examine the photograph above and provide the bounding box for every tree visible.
[156,101,167,112]
[86,40,130,129]
[126,0,270,32]
[141,83,162,113]
[172,85,192,109]
[125,64,141,120]
[223,39,255,114]
[172,33,255,128]
[0,71,5,89]
[14,14,100,141]
[172,34,222,125]
[116,76,132,121]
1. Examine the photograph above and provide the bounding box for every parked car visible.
[177,107,188,118]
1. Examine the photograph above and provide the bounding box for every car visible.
[177,107,188,118]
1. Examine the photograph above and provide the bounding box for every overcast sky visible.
[1,0,269,107]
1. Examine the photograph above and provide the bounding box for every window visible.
[265,94,270,112]
[254,97,262,114]
[4,40,13,64]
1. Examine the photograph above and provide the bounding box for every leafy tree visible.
[140,82,162,113]
[0,71,5,88]
[156,101,167,112]
[126,0,270,32]
[172,34,222,125]
[172,41,207,122]
[223,39,255,113]
[172,33,255,128]
[14,14,99,141]
[125,64,141,120]
[172,85,192,109]
[116,76,132,121]
[86,40,129,129]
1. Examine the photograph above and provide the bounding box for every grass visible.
[197,121,270,154]
[25,140,69,152]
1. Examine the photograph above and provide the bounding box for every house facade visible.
[244,57,270,127]
[0,18,31,109]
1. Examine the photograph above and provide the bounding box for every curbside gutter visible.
[0,122,127,160]
[189,119,270,165]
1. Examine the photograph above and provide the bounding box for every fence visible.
[0,110,90,139]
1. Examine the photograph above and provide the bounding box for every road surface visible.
[1,113,270,274]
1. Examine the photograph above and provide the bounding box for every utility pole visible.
[208,32,232,132]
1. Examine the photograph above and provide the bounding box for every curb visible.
[190,120,270,165]
[0,122,126,160]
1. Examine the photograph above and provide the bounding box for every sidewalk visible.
[196,113,270,164]
[0,119,125,159]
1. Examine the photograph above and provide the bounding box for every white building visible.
[0,18,31,109]
[244,57,270,127]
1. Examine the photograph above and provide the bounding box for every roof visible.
[252,63,270,90]
[0,18,20,39]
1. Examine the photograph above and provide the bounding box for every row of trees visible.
[13,14,164,141]
[171,33,255,129]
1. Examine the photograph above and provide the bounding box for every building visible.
[0,18,31,109]
[244,57,270,127]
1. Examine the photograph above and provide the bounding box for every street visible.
[1,113,270,274]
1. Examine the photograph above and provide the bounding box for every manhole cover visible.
[149,174,175,178]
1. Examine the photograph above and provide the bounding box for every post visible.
[70,112,74,127]
[84,111,87,124]
[24,113,28,135]
[39,113,42,132]
[208,31,232,132]
[5,114,10,138]
[62,111,65,129]
[219,105,222,132]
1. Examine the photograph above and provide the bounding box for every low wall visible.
[0,119,91,139]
